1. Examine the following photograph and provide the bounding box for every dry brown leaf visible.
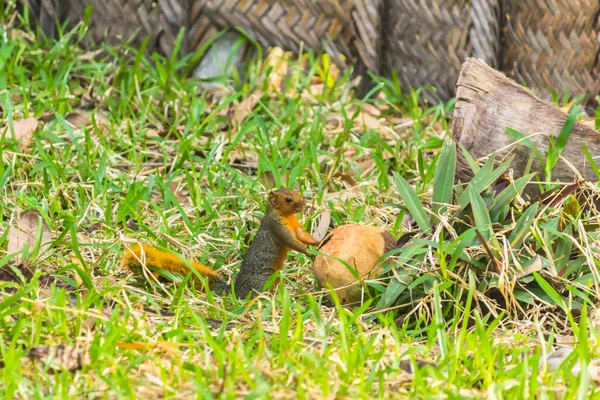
[232,90,264,133]
[582,118,596,130]
[65,110,108,128]
[7,209,52,262]
[324,185,362,202]
[264,47,291,93]
[515,255,543,279]
[354,150,395,176]
[360,102,382,117]
[332,172,358,187]
[65,110,91,126]
[324,114,343,131]
[309,83,325,97]
[85,222,103,234]
[169,181,190,205]
[2,117,38,152]
[39,112,55,123]
[28,344,85,372]
[313,206,331,242]
[356,110,382,131]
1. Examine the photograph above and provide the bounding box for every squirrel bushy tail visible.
[122,244,231,294]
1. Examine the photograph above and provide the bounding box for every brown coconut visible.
[313,224,396,305]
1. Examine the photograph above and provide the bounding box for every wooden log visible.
[452,58,600,194]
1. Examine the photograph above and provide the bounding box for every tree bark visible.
[452,58,600,195]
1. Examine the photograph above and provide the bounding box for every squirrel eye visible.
[285,197,292,203]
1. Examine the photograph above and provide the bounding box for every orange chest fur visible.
[282,215,301,240]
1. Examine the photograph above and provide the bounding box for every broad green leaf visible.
[0,289,25,318]
[459,145,480,175]
[533,272,567,312]
[508,203,538,249]
[458,156,514,208]
[393,172,430,232]
[582,143,600,180]
[506,127,544,163]
[546,105,579,180]
[432,141,456,221]
[556,105,579,155]
[416,236,485,270]
[554,225,573,273]
[408,273,437,290]
[469,186,499,249]
[489,173,535,221]
[513,290,534,305]
[375,277,408,310]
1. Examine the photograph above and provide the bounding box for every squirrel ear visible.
[268,191,279,207]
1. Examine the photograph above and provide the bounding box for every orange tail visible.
[121,244,221,280]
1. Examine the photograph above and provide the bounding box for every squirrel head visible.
[268,188,305,215]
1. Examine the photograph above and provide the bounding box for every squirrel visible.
[121,188,320,299]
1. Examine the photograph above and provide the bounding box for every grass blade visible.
[458,156,514,208]
[468,186,499,250]
[431,140,456,222]
[533,272,567,312]
[508,203,538,249]
[393,172,430,232]
[489,173,535,221]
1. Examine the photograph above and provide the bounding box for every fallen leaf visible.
[28,344,85,372]
[312,207,331,242]
[360,102,381,117]
[356,111,382,131]
[65,110,91,127]
[85,222,103,234]
[264,47,291,93]
[346,105,385,132]
[232,90,264,133]
[515,255,543,279]
[332,172,358,187]
[7,209,53,262]
[65,110,108,128]
[2,117,38,152]
[309,83,325,97]
[39,112,55,122]
[169,181,190,205]
[582,118,596,129]
[126,219,140,231]
[324,185,362,202]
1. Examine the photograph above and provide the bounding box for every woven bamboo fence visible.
[19,0,600,105]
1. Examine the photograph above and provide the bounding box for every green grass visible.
[2,7,600,399]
